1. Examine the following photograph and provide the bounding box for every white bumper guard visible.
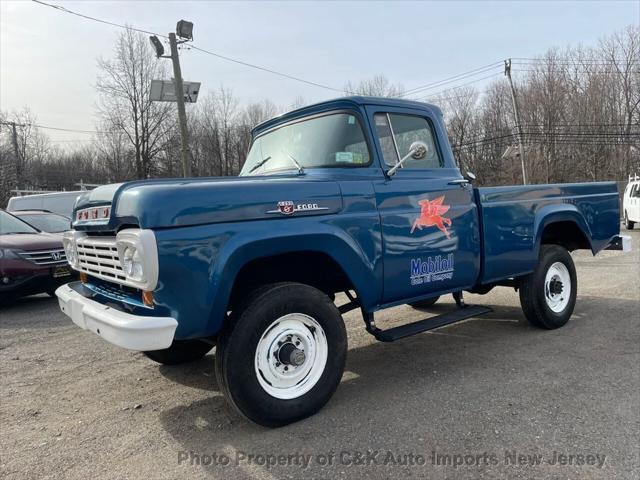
[55,284,177,351]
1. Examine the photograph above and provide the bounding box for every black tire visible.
[215,282,347,427]
[519,245,577,329]
[409,296,440,309]
[624,211,635,230]
[143,339,214,365]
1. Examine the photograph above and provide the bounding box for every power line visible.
[400,61,503,97]
[512,57,639,64]
[31,0,352,94]
[31,0,164,37]
[0,121,102,134]
[190,45,350,94]
[416,72,503,102]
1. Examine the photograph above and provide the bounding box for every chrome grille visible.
[76,236,126,283]
[19,249,67,265]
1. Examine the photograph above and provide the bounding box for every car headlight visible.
[0,249,20,260]
[121,246,144,281]
[116,229,158,290]
[62,232,80,268]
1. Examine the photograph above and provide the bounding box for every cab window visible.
[374,113,443,169]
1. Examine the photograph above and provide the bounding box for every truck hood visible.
[73,175,343,230]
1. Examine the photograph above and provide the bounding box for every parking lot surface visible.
[1,230,638,479]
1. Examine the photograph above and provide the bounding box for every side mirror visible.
[387,141,429,176]
[410,141,429,160]
[465,171,476,182]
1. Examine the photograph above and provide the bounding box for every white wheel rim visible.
[544,262,571,313]
[255,313,328,400]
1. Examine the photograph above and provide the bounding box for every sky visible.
[1,0,638,146]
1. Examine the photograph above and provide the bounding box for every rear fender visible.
[534,204,594,255]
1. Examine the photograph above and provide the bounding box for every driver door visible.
[366,106,481,305]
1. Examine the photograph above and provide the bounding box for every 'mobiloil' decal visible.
[411,195,452,238]
[410,254,454,285]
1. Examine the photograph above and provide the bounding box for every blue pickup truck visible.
[56,96,629,427]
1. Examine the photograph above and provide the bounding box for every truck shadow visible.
[156,304,538,473]
[158,356,218,391]
[157,295,620,477]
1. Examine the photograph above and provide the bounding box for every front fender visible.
[206,222,381,335]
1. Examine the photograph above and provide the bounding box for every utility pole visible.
[168,33,191,178]
[504,59,527,185]
[10,122,22,186]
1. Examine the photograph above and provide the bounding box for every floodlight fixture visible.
[149,35,165,58]
[176,20,194,40]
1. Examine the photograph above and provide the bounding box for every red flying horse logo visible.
[411,195,452,238]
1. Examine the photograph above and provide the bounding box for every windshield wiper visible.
[248,156,272,174]
[285,152,304,174]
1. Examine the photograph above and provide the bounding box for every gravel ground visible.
[1,230,638,480]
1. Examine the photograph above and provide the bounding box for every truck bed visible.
[477,182,620,284]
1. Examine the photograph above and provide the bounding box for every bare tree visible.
[344,74,405,97]
[96,28,174,179]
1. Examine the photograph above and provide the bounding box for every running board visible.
[366,305,492,342]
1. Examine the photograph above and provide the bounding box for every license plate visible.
[52,266,72,278]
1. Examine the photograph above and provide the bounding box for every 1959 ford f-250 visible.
[56,97,630,426]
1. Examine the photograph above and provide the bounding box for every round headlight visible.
[65,243,77,266]
[62,238,77,267]
[122,246,144,280]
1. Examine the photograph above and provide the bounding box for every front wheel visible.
[624,211,635,230]
[519,245,577,329]
[216,282,347,427]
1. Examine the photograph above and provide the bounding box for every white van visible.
[623,175,640,230]
[6,191,83,218]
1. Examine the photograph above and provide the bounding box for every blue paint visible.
[70,96,621,340]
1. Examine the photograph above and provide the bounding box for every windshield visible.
[240,112,371,176]
[17,213,71,233]
[0,210,39,235]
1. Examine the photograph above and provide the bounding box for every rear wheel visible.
[409,296,440,309]
[519,245,577,329]
[143,339,214,365]
[624,211,635,230]
[215,282,347,427]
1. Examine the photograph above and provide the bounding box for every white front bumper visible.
[55,284,177,351]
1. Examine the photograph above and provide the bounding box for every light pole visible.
[150,20,194,178]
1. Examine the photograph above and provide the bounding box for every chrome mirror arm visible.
[387,141,429,177]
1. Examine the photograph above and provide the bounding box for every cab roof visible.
[252,96,442,136]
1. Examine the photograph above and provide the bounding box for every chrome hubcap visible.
[544,262,571,313]
[255,313,328,400]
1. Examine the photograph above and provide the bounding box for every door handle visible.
[448,179,469,186]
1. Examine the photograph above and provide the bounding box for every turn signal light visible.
[80,272,88,283]
[142,290,154,307]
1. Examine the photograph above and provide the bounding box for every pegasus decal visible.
[411,195,452,238]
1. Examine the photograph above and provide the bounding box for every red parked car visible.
[0,210,74,303]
